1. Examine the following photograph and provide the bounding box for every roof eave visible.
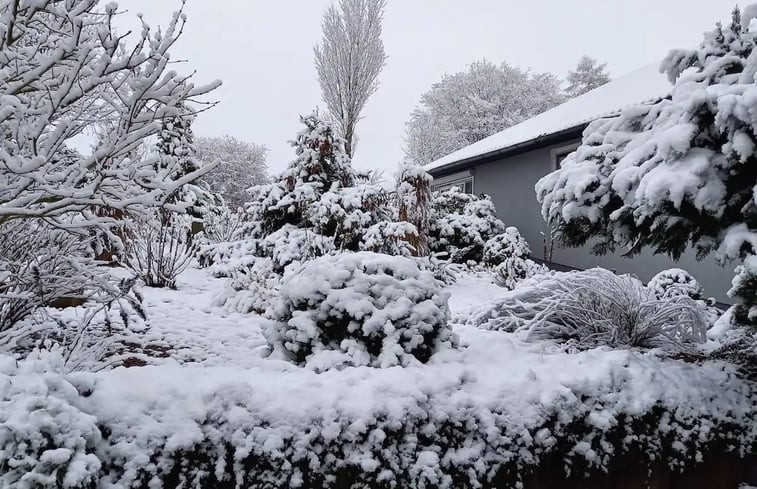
[428,123,588,177]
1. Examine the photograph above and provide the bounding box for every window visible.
[554,151,572,168]
[433,176,473,194]
[550,142,581,170]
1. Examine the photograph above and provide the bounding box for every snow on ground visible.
[136,266,267,367]
[2,263,754,487]
[138,265,506,366]
[445,271,508,321]
[90,263,753,424]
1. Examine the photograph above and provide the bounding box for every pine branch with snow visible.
[536,5,757,328]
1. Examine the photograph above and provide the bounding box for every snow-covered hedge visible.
[473,268,709,351]
[1,342,754,489]
[0,352,101,488]
[264,252,456,370]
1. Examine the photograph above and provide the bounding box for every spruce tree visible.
[566,56,611,97]
[536,6,757,327]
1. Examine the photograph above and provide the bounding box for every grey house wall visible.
[446,140,736,302]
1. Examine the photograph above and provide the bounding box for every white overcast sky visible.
[117,0,740,176]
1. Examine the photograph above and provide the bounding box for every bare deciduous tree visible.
[0,0,219,331]
[195,135,268,209]
[314,0,387,157]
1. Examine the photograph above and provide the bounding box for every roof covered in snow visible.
[426,61,671,173]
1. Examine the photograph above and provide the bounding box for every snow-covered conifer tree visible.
[566,56,611,97]
[156,105,222,219]
[536,6,757,326]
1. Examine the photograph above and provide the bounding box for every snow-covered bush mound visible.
[210,256,279,315]
[264,252,456,370]
[481,227,548,289]
[429,187,505,264]
[647,268,704,300]
[491,258,549,291]
[473,268,709,351]
[482,227,530,266]
[0,351,101,488]
[1,339,754,488]
[359,220,418,256]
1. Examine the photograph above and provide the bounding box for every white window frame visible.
[431,170,474,194]
[550,142,581,170]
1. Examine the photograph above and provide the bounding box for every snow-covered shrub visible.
[243,113,357,237]
[264,252,456,370]
[259,225,335,273]
[359,220,418,256]
[123,212,196,289]
[0,220,146,347]
[474,268,709,351]
[491,258,549,291]
[0,221,90,333]
[429,187,505,263]
[201,207,246,244]
[482,227,531,266]
[647,268,704,300]
[0,351,101,488]
[205,114,424,313]
[730,255,757,327]
[307,184,390,251]
[212,256,279,315]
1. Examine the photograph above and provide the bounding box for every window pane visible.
[434,177,473,194]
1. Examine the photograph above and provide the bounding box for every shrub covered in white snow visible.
[199,114,421,314]
[124,212,196,289]
[730,255,757,327]
[429,187,505,264]
[491,258,549,291]
[647,268,704,300]
[0,351,101,488]
[264,252,456,370]
[482,227,531,267]
[473,268,709,351]
[481,227,547,290]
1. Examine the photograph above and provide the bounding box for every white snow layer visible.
[0,265,754,488]
[427,62,671,171]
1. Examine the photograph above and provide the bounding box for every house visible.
[425,62,735,302]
